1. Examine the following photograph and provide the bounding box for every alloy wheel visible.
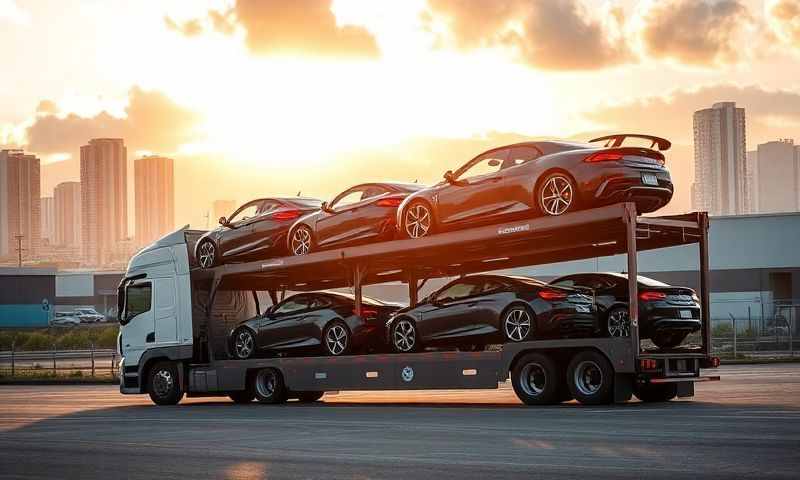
[607,309,631,337]
[234,329,254,359]
[198,241,215,269]
[404,204,432,238]
[393,319,416,352]
[325,324,349,355]
[504,308,532,342]
[152,369,174,398]
[291,227,312,255]
[573,360,603,396]
[540,175,574,216]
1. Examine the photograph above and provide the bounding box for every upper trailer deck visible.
[212,202,707,293]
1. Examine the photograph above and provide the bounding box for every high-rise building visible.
[0,149,41,261]
[134,155,174,247]
[745,150,759,212]
[40,197,55,245]
[754,139,800,214]
[54,181,81,247]
[80,138,127,266]
[212,199,236,226]
[692,102,748,215]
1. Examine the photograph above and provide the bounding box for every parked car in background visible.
[73,307,104,323]
[549,272,701,349]
[195,197,322,269]
[229,291,402,359]
[287,182,424,255]
[51,312,81,327]
[397,134,673,239]
[386,274,595,353]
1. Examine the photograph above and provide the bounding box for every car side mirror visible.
[218,216,229,227]
[443,170,455,184]
[321,201,333,213]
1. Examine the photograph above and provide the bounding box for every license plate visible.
[575,305,590,313]
[679,310,692,319]
[642,173,659,186]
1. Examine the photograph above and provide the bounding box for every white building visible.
[750,139,800,214]
[40,197,55,245]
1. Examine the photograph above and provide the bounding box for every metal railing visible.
[0,343,119,378]
[710,301,799,359]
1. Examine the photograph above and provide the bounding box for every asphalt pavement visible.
[0,363,798,479]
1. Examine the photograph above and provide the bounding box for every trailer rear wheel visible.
[253,368,287,404]
[634,382,677,402]
[566,350,614,405]
[147,361,184,406]
[511,353,561,405]
[297,391,325,403]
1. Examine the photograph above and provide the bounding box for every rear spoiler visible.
[590,134,671,151]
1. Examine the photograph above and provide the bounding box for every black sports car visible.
[230,291,401,359]
[385,274,595,352]
[287,182,424,255]
[195,197,321,269]
[396,134,673,238]
[549,272,701,349]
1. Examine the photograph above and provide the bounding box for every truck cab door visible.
[120,280,155,365]
[153,277,178,344]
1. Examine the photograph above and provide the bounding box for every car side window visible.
[258,201,280,215]
[481,280,506,294]
[124,282,152,322]
[331,188,365,209]
[274,296,309,315]
[310,296,332,309]
[436,281,479,302]
[228,202,260,224]
[361,186,388,201]
[458,148,511,181]
[505,146,542,169]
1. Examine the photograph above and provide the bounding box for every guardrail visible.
[0,344,119,378]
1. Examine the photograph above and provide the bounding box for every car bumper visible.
[592,168,673,213]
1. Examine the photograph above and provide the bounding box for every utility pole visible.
[14,234,25,268]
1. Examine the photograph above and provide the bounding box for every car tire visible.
[197,239,217,269]
[402,201,434,239]
[566,350,614,405]
[651,331,688,349]
[322,320,351,356]
[502,305,534,343]
[537,172,578,216]
[391,317,420,353]
[147,361,184,406]
[228,390,255,404]
[290,225,314,256]
[297,391,325,403]
[511,352,562,405]
[231,327,256,360]
[605,306,631,338]
[634,382,678,402]
[253,368,288,404]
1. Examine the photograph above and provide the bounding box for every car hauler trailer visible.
[117,202,719,406]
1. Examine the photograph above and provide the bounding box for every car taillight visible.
[585,152,624,163]
[640,359,657,370]
[691,292,700,302]
[272,210,301,221]
[354,307,379,319]
[538,290,568,301]
[639,291,667,301]
[376,198,402,207]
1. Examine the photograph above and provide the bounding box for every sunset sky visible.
[2,0,800,230]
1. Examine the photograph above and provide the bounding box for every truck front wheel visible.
[147,361,184,406]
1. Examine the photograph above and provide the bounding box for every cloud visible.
[767,0,800,47]
[639,0,754,65]
[0,0,30,26]
[167,0,379,58]
[35,100,58,116]
[586,84,800,145]
[425,0,630,70]
[25,86,203,155]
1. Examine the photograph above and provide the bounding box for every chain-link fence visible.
[710,300,799,359]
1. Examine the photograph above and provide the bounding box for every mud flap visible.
[614,373,633,403]
[676,381,694,398]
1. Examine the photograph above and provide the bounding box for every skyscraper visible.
[0,149,41,260]
[692,102,748,215]
[135,155,175,247]
[54,181,81,248]
[754,139,799,213]
[745,150,759,212]
[40,197,55,246]
[80,138,127,266]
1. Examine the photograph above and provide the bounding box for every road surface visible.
[0,363,798,479]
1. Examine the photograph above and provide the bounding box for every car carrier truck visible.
[117,202,719,406]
